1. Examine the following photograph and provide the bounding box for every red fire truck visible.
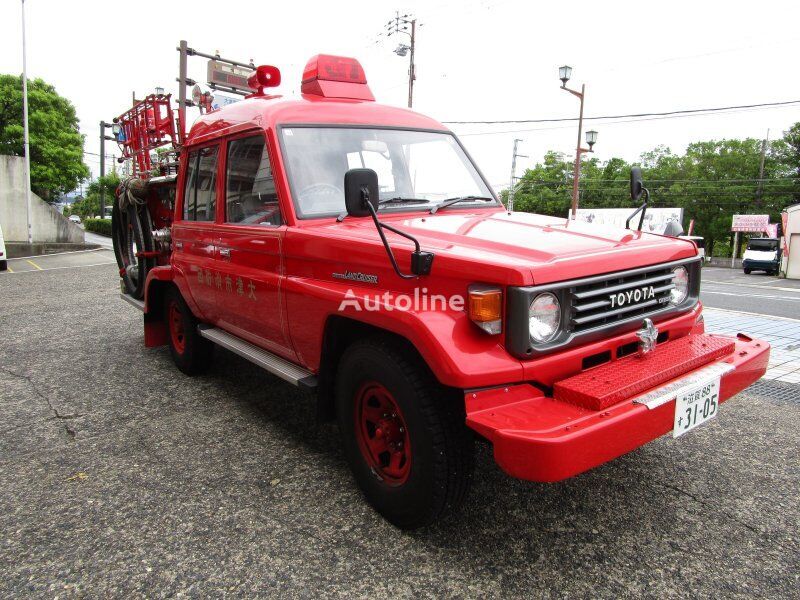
[112,47,769,529]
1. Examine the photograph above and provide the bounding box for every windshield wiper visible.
[337,197,430,222]
[378,196,431,207]
[429,195,494,214]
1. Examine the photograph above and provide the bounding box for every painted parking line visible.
[25,259,43,271]
[1,261,116,274]
[10,247,107,260]
[703,281,800,293]
[702,290,800,302]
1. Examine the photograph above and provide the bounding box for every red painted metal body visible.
[553,334,735,410]
[136,73,769,483]
[466,335,769,482]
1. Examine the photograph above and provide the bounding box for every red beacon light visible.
[247,65,281,97]
[301,54,374,101]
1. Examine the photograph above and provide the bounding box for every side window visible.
[225,135,283,226]
[182,151,198,220]
[194,146,218,221]
[182,147,217,221]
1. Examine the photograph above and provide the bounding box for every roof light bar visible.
[300,54,374,101]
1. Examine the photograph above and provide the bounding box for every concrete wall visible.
[0,155,84,243]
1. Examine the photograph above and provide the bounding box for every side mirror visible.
[344,168,379,217]
[630,167,644,202]
[663,221,684,237]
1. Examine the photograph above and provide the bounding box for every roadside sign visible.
[731,214,770,232]
[207,60,253,93]
[574,207,683,234]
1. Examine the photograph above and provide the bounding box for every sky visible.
[1,0,799,192]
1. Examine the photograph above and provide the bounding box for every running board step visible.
[197,325,317,390]
[120,293,145,312]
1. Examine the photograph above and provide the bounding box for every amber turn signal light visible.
[468,287,502,335]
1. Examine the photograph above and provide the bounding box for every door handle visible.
[219,247,231,259]
[174,241,184,250]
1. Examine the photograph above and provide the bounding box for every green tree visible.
[0,74,89,200]
[506,124,800,257]
[66,172,120,219]
[773,122,800,203]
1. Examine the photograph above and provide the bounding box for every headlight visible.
[529,293,561,342]
[670,266,689,304]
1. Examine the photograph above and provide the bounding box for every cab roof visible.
[186,94,449,146]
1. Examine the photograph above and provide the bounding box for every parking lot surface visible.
[1,256,797,597]
[700,266,800,319]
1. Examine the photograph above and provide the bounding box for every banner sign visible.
[782,212,789,253]
[731,214,769,232]
[574,207,683,234]
[210,94,241,111]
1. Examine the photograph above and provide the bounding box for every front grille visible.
[569,265,675,332]
[504,257,700,359]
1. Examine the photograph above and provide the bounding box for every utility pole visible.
[755,129,770,209]
[21,0,33,243]
[507,139,527,212]
[385,13,417,108]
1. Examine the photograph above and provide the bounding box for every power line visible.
[442,99,800,125]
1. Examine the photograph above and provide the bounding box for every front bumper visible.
[742,259,778,271]
[465,334,769,482]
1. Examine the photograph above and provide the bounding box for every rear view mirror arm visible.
[365,203,434,279]
[625,188,650,231]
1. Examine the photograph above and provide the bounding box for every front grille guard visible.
[505,257,701,359]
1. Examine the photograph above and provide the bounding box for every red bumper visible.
[465,334,769,482]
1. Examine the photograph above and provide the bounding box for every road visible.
[0,251,797,597]
[700,267,800,319]
[83,229,114,250]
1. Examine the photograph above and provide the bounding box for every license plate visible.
[673,377,720,438]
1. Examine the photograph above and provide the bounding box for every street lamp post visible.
[99,121,118,218]
[21,0,33,244]
[559,66,598,219]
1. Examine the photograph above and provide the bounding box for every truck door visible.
[213,133,296,360]
[171,145,221,321]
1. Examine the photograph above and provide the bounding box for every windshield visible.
[747,239,778,251]
[280,127,496,218]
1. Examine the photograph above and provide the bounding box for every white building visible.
[782,203,800,279]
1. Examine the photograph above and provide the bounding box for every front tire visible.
[743,268,751,274]
[335,338,474,529]
[165,288,214,375]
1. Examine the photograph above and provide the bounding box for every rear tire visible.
[0,260,6,272]
[165,287,214,375]
[335,337,474,529]
[743,268,751,274]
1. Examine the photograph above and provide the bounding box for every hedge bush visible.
[84,218,112,237]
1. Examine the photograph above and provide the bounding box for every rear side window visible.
[182,146,218,221]
[225,135,283,226]
[182,151,198,219]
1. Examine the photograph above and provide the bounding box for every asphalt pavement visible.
[0,255,797,597]
[700,266,800,319]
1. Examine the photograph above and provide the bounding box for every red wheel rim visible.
[354,382,412,485]
[168,300,186,354]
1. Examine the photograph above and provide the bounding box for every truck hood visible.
[306,208,698,285]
